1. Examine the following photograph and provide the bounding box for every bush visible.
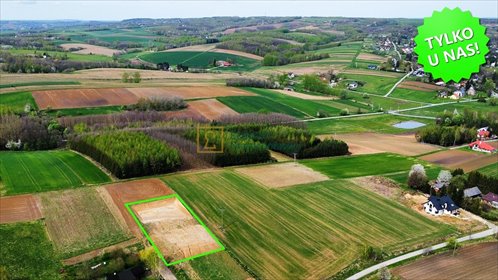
[70,131,181,178]
[299,139,349,158]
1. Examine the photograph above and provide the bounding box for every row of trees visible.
[224,124,349,158]
[184,128,271,166]
[262,52,329,66]
[70,131,181,178]
[126,97,187,112]
[226,78,277,89]
[415,125,476,146]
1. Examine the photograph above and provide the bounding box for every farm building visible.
[347,81,358,90]
[463,187,482,198]
[423,195,459,216]
[483,192,498,209]
[468,141,496,153]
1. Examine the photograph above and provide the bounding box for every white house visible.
[423,195,459,216]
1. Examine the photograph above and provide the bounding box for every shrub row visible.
[126,97,187,112]
[70,131,181,178]
[415,125,476,146]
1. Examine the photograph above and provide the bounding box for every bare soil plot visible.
[131,197,220,262]
[128,86,254,100]
[420,150,498,172]
[393,242,498,280]
[102,179,173,236]
[188,99,238,120]
[326,133,440,156]
[60,43,122,56]
[398,80,444,92]
[273,89,337,100]
[357,53,386,62]
[32,88,138,109]
[0,195,42,224]
[40,188,131,257]
[235,162,329,188]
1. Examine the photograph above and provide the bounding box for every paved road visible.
[384,71,413,97]
[347,215,498,280]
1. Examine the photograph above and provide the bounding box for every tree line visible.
[69,131,181,178]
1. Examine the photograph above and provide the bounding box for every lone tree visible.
[122,72,130,83]
[408,164,428,190]
[139,247,160,278]
[132,71,141,83]
[378,267,392,280]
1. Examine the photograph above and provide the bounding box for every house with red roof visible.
[468,141,497,153]
[482,192,498,209]
[477,127,490,139]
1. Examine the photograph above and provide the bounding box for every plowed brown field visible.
[131,197,221,262]
[188,99,238,120]
[420,150,498,172]
[393,242,498,280]
[0,194,42,224]
[101,179,173,236]
[398,81,444,92]
[32,86,254,109]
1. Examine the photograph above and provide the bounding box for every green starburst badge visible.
[414,7,489,83]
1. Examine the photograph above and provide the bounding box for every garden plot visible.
[356,53,386,63]
[0,195,42,224]
[420,150,498,172]
[235,162,329,188]
[130,197,221,263]
[101,179,173,236]
[327,133,440,156]
[398,80,444,92]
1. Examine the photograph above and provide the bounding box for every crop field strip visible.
[163,170,455,279]
[0,150,110,195]
[40,187,132,258]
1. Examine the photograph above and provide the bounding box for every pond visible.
[392,120,427,129]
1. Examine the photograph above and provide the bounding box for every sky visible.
[1,0,497,21]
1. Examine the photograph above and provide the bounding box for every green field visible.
[306,114,434,134]
[477,162,498,178]
[163,170,455,279]
[5,49,113,62]
[301,153,431,179]
[404,101,497,117]
[0,150,110,195]
[176,251,251,280]
[389,88,451,104]
[346,91,423,110]
[49,105,123,117]
[40,188,131,258]
[139,51,261,71]
[0,81,80,89]
[218,96,306,118]
[0,222,61,279]
[340,74,401,95]
[0,91,38,113]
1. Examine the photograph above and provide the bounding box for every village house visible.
[477,127,490,139]
[423,195,459,216]
[216,60,232,67]
[347,81,358,90]
[482,192,498,209]
[463,187,482,198]
[468,140,497,153]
